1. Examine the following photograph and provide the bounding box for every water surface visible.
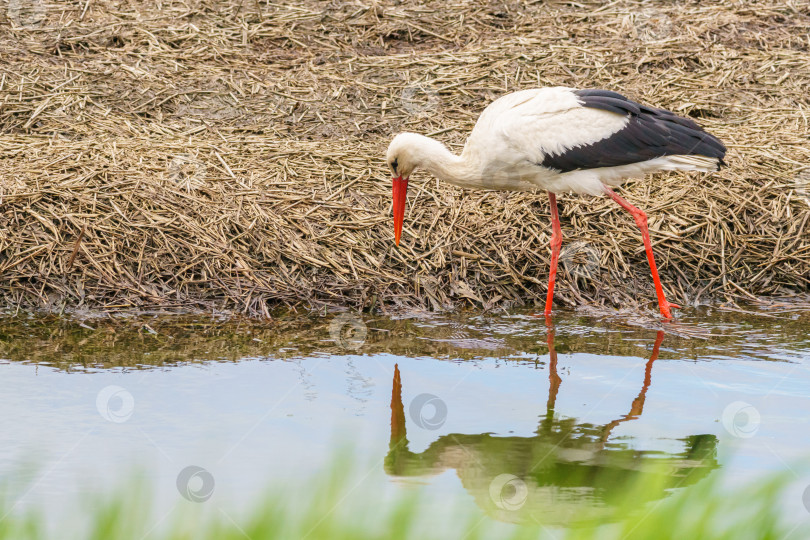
[1,305,809,532]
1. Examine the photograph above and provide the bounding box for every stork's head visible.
[386,133,423,179]
[385,133,452,245]
[386,133,424,246]
[385,133,421,245]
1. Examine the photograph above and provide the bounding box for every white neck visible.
[407,134,479,187]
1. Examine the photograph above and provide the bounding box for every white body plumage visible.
[387,86,724,196]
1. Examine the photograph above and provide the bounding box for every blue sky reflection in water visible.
[0,305,809,531]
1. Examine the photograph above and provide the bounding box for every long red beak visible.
[392,176,408,246]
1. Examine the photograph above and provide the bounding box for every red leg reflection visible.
[629,330,664,416]
[545,315,561,411]
[600,330,665,445]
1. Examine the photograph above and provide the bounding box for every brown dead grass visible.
[0,0,808,317]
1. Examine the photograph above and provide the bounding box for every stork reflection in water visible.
[385,326,718,526]
[544,322,660,446]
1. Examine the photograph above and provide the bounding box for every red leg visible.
[603,186,681,319]
[544,191,562,316]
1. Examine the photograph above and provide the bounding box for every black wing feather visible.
[541,89,726,173]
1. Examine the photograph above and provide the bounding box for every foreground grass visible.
[0,459,804,540]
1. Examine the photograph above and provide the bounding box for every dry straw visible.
[0,0,808,317]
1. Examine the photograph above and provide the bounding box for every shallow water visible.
[1,305,809,532]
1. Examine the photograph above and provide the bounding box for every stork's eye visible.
[391,158,398,173]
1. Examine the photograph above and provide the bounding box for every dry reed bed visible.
[0,0,808,317]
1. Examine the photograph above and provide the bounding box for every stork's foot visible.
[659,301,681,319]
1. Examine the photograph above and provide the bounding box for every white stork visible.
[386,87,726,319]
